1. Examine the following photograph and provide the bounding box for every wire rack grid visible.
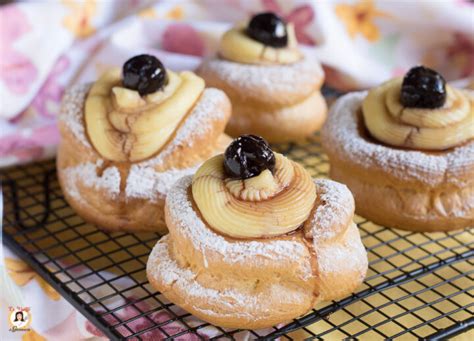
[1,134,473,340]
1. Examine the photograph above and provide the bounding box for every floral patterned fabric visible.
[0,0,473,340]
[0,0,473,168]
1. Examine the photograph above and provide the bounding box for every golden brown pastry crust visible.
[322,91,474,232]
[146,176,367,329]
[57,85,231,232]
[197,52,327,143]
[226,90,327,142]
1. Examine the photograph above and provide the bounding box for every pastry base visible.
[226,90,327,143]
[57,134,231,233]
[322,92,474,232]
[146,176,367,329]
[147,235,313,329]
[197,54,327,142]
[329,161,474,232]
[57,85,232,233]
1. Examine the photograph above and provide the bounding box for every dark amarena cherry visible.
[246,12,288,48]
[224,135,276,180]
[400,66,447,108]
[122,54,168,96]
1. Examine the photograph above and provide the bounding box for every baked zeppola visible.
[322,66,474,232]
[197,12,327,142]
[147,135,367,329]
[57,55,231,232]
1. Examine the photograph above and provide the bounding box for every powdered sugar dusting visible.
[317,223,368,276]
[446,141,474,175]
[311,179,355,241]
[199,50,323,102]
[148,237,307,318]
[62,160,121,202]
[152,177,368,311]
[166,176,312,274]
[59,84,91,148]
[59,85,228,200]
[149,237,257,317]
[126,164,199,202]
[142,88,228,167]
[322,91,474,187]
[309,180,367,277]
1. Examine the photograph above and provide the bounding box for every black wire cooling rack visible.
[2,135,473,340]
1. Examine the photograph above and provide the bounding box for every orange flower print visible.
[335,0,389,42]
[138,5,183,20]
[138,7,157,19]
[22,329,46,341]
[62,0,97,38]
[5,257,61,301]
[165,6,184,20]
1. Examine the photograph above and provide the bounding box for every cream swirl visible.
[85,68,205,162]
[224,153,294,201]
[362,78,474,150]
[192,153,316,238]
[219,23,302,65]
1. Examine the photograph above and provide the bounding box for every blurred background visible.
[0,0,473,168]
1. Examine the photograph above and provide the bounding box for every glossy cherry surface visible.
[224,135,276,180]
[400,66,446,108]
[246,12,288,48]
[122,54,168,96]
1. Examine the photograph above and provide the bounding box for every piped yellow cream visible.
[84,68,204,162]
[192,153,316,239]
[362,78,474,150]
[225,154,294,201]
[219,23,302,65]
